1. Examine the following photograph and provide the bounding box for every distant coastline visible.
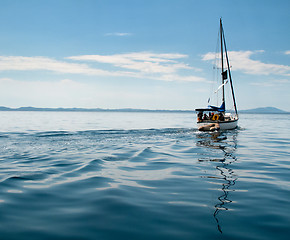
[0,106,193,113]
[0,106,289,114]
[238,107,289,114]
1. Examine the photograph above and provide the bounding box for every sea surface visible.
[0,111,289,240]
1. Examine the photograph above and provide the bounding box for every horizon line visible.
[0,106,289,113]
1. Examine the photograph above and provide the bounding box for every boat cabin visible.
[196,109,225,123]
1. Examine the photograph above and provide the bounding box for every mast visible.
[220,18,225,104]
[221,20,238,116]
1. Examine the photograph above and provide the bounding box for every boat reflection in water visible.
[196,130,238,234]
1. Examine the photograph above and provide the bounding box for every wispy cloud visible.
[67,52,205,82]
[250,79,290,87]
[285,50,290,55]
[68,52,193,73]
[0,53,205,82]
[104,32,132,37]
[0,56,110,76]
[68,52,205,82]
[202,50,290,76]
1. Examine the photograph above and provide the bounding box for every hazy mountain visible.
[239,107,288,114]
[0,106,11,111]
[0,106,192,113]
[0,106,288,113]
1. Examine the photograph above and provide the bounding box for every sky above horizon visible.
[0,0,289,111]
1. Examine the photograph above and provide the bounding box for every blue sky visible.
[0,0,289,111]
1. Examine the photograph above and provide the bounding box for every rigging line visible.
[210,28,222,106]
[210,31,220,103]
[221,25,238,115]
[215,80,228,93]
[220,18,225,104]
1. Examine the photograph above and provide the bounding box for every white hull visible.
[197,119,238,130]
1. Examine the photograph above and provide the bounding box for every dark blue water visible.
[0,112,289,240]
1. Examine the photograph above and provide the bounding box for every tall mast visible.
[220,18,225,104]
[221,20,238,116]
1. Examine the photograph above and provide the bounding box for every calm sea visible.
[0,111,289,240]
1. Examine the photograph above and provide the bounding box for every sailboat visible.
[196,18,238,131]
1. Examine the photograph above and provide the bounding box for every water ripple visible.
[0,113,290,239]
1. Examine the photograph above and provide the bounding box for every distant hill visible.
[0,106,288,114]
[239,107,289,114]
[0,106,11,111]
[0,106,193,113]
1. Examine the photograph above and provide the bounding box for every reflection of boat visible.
[196,18,238,131]
[197,130,238,234]
[213,149,237,234]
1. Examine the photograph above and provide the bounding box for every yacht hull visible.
[197,119,238,131]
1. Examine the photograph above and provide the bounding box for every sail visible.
[208,102,225,112]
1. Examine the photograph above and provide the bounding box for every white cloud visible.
[67,52,191,73]
[67,52,204,82]
[273,79,290,84]
[0,56,110,76]
[250,79,290,87]
[0,53,205,82]
[0,77,86,90]
[250,82,274,87]
[202,50,290,76]
[105,32,132,36]
[285,51,290,55]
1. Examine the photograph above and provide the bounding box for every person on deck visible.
[197,112,203,122]
[219,112,224,121]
